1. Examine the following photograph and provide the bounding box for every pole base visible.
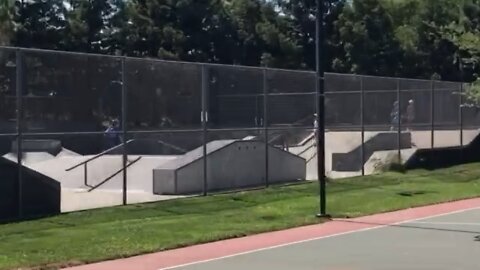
[316,213,331,219]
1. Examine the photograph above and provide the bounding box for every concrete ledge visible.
[11,139,62,156]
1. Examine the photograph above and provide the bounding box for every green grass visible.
[2,163,480,270]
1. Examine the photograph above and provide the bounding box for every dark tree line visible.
[0,0,478,81]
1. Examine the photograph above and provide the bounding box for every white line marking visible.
[158,206,480,270]
[409,221,480,226]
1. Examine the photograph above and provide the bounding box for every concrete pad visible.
[28,155,125,189]
[61,188,186,212]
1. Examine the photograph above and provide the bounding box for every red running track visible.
[64,198,480,270]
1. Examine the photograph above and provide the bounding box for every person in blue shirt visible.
[104,119,121,150]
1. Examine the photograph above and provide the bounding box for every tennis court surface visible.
[66,198,480,270]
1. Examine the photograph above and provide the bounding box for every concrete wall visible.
[332,132,412,171]
[0,159,18,220]
[153,141,306,195]
[0,158,60,221]
[174,159,205,194]
[268,145,306,182]
[153,169,176,194]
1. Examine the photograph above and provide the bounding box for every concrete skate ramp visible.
[153,139,306,195]
[331,132,412,172]
[108,139,187,156]
[0,157,60,221]
[268,129,313,147]
[291,129,480,179]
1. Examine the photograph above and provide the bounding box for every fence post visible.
[360,76,365,176]
[84,164,88,187]
[431,80,435,149]
[263,69,269,187]
[315,0,327,217]
[201,65,208,196]
[397,79,401,163]
[459,82,464,147]
[121,57,127,205]
[15,49,23,219]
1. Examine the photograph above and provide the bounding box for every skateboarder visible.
[405,99,415,131]
[390,101,400,131]
[104,119,121,149]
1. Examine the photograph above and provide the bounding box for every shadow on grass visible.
[328,179,404,194]
[396,190,436,197]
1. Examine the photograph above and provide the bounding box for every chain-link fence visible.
[0,46,474,221]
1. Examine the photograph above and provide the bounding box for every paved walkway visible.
[65,198,480,270]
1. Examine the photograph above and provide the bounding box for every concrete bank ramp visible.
[153,139,306,195]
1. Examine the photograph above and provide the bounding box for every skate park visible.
[0,47,478,220]
[2,127,479,216]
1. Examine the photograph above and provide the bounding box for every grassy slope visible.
[1,163,480,269]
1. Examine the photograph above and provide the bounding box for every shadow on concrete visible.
[334,219,480,236]
[406,133,480,171]
[0,157,60,223]
[332,132,412,171]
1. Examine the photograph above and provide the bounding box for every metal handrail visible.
[297,137,316,157]
[65,139,134,172]
[157,139,188,153]
[88,156,142,192]
[268,115,314,144]
[306,150,317,163]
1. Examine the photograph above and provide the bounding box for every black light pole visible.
[459,56,464,148]
[315,0,328,218]
[16,50,23,219]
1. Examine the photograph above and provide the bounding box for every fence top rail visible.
[0,45,314,75]
[0,46,466,85]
